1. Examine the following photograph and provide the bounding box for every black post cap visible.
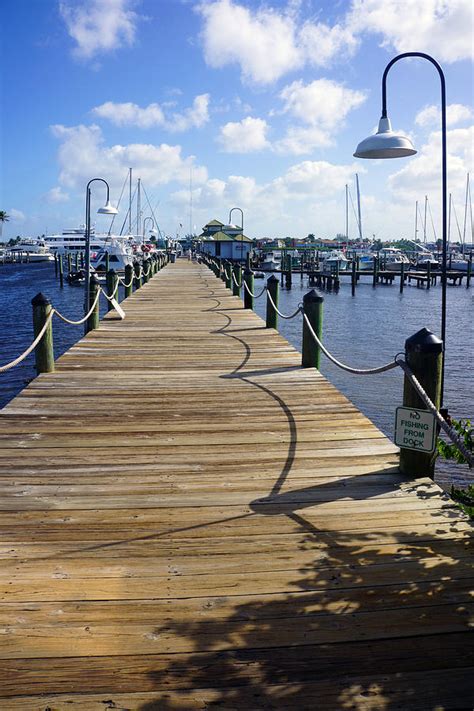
[303,288,324,305]
[405,327,443,354]
[267,274,279,284]
[244,268,253,276]
[108,269,116,276]
[89,274,100,286]
[31,292,51,306]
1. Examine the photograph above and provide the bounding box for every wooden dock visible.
[1,260,472,710]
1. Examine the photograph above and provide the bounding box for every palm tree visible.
[0,211,9,239]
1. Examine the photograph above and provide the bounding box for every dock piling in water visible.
[243,268,254,309]
[266,274,279,329]
[31,292,54,374]
[302,289,324,370]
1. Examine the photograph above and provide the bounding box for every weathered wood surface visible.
[0,260,472,710]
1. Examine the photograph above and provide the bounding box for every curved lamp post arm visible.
[381,52,447,404]
[229,207,244,230]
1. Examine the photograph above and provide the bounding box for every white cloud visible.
[218,117,270,152]
[45,186,70,203]
[274,79,367,154]
[415,103,474,128]
[349,0,474,63]
[59,0,139,60]
[92,94,210,132]
[50,123,208,193]
[197,0,357,85]
[9,208,26,222]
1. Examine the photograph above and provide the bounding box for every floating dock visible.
[0,261,472,709]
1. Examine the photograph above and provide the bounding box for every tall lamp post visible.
[353,52,447,404]
[84,178,118,318]
[229,207,244,263]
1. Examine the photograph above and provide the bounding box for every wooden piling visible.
[266,275,279,329]
[399,328,443,478]
[232,263,241,297]
[54,253,58,277]
[124,263,133,299]
[31,293,54,374]
[106,269,118,313]
[351,259,356,296]
[67,252,72,274]
[372,256,378,288]
[58,254,64,288]
[302,289,324,370]
[400,262,405,293]
[134,261,142,290]
[85,275,101,334]
[225,262,232,290]
[243,269,254,310]
[466,256,472,288]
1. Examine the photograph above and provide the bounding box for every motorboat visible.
[449,253,470,272]
[321,250,350,273]
[378,248,411,272]
[415,252,439,270]
[8,238,54,262]
[91,237,134,273]
[44,226,108,255]
[260,251,281,271]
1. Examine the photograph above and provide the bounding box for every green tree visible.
[0,210,9,238]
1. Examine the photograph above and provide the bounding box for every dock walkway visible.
[1,261,472,709]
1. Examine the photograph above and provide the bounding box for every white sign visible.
[395,407,436,453]
[110,298,125,319]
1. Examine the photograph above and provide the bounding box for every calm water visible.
[0,261,472,487]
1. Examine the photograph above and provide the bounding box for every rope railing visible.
[232,272,242,288]
[242,280,267,299]
[0,311,55,373]
[54,289,102,325]
[302,312,399,375]
[266,290,302,320]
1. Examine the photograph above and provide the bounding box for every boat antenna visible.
[345,184,349,240]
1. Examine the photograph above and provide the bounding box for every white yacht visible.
[260,250,281,271]
[8,238,54,262]
[322,250,350,273]
[45,227,108,256]
[91,237,134,273]
[450,253,470,272]
[379,248,411,272]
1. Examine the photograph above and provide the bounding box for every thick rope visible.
[302,312,398,375]
[396,357,473,467]
[243,280,267,299]
[0,311,55,373]
[119,276,134,288]
[54,289,102,325]
[101,281,120,302]
[266,290,302,320]
[232,272,242,288]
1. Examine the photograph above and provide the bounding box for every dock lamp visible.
[84,178,118,324]
[229,207,244,263]
[354,51,447,404]
[143,217,155,244]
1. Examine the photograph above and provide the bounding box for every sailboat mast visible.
[448,193,452,246]
[137,178,141,241]
[423,195,427,243]
[462,172,470,254]
[414,200,418,241]
[189,167,193,238]
[355,174,362,241]
[128,168,132,235]
[345,184,349,240]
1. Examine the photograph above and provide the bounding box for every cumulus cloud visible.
[218,117,270,152]
[59,0,140,60]
[92,94,210,132]
[9,208,26,222]
[197,0,357,85]
[349,0,474,63]
[45,186,70,203]
[50,123,207,192]
[415,103,474,128]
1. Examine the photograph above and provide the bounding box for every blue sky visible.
[1,0,473,241]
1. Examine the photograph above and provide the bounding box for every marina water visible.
[0,260,472,488]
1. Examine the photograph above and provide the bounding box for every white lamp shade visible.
[97,201,118,215]
[354,117,417,159]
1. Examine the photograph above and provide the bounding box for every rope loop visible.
[0,311,55,373]
[243,280,267,299]
[266,290,302,320]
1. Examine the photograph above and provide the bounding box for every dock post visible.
[134,260,142,290]
[399,328,443,478]
[75,251,79,271]
[85,275,101,334]
[80,252,84,268]
[285,258,292,289]
[124,263,133,298]
[58,254,64,288]
[143,259,150,284]
[302,289,324,369]
[105,251,110,274]
[372,256,378,287]
[400,262,405,293]
[31,293,55,374]
[225,262,232,290]
[106,269,118,312]
[466,256,472,289]
[351,259,356,296]
[67,253,72,274]
[426,261,431,290]
[220,260,226,283]
[54,253,58,277]
[243,268,254,310]
[232,263,241,296]
[266,275,279,329]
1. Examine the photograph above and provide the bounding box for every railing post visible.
[232,263,241,297]
[400,261,405,293]
[58,254,64,288]
[106,269,118,312]
[266,275,279,329]
[134,260,142,289]
[124,263,133,298]
[243,269,254,310]
[86,275,100,334]
[225,261,232,290]
[31,293,54,374]
[142,259,149,284]
[220,260,226,282]
[399,328,443,478]
[302,289,324,369]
